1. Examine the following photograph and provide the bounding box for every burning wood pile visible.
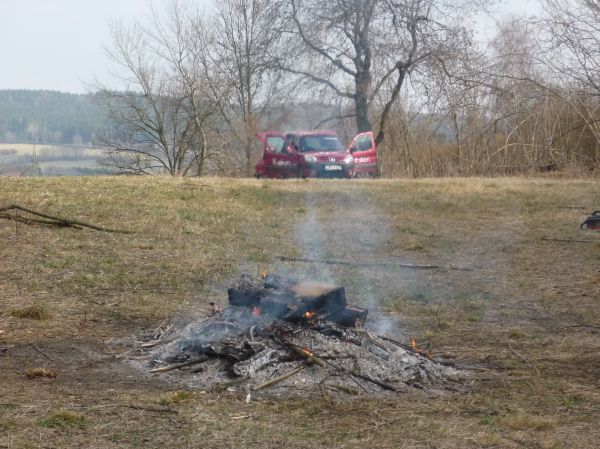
[135,274,462,397]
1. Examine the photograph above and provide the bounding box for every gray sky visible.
[0,0,541,94]
[0,0,151,93]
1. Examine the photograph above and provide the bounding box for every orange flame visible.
[260,271,269,278]
[409,338,432,358]
[252,306,261,317]
[303,311,316,320]
[301,347,314,357]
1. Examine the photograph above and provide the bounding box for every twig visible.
[351,372,397,391]
[541,237,597,243]
[378,335,433,359]
[149,357,207,373]
[253,364,305,391]
[284,343,327,367]
[86,403,178,414]
[507,340,540,377]
[278,338,368,393]
[123,404,178,414]
[13,207,18,238]
[0,204,131,233]
[33,343,55,363]
[276,255,439,270]
[326,383,359,395]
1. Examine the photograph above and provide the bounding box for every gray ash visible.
[130,274,466,398]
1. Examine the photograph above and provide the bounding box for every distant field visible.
[0,142,99,154]
[0,142,105,175]
[0,177,599,448]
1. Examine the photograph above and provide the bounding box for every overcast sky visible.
[0,0,541,94]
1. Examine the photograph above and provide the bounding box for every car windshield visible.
[298,135,344,152]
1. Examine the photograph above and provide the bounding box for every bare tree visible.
[97,1,219,176]
[206,0,284,175]
[542,0,600,168]
[278,0,479,146]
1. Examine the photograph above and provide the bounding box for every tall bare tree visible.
[278,0,479,146]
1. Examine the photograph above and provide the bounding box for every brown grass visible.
[0,176,599,448]
[11,302,52,320]
[25,367,57,379]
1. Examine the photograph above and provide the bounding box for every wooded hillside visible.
[0,90,108,145]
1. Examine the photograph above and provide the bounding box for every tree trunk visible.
[355,74,372,132]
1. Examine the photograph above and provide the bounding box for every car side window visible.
[357,135,372,151]
[266,136,285,154]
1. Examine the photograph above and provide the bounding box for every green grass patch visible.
[0,419,16,432]
[158,390,193,406]
[37,411,86,429]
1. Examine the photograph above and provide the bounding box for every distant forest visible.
[0,90,109,145]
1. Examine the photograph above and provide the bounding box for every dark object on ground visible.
[0,204,131,233]
[228,273,368,326]
[581,211,600,230]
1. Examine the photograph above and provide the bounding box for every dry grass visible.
[11,302,52,320]
[0,176,599,448]
[25,367,57,379]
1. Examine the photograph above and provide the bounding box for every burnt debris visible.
[228,273,367,326]
[131,274,464,397]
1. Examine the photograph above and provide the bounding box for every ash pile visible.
[137,274,463,397]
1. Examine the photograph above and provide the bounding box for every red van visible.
[255,130,378,178]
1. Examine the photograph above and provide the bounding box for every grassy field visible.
[0,176,599,448]
[0,143,103,176]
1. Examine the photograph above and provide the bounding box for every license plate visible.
[324,164,342,171]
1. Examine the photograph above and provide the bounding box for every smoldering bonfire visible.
[127,274,466,397]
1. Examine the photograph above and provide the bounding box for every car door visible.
[348,131,378,177]
[257,132,301,178]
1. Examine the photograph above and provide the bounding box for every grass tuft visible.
[37,411,86,429]
[26,367,57,379]
[499,413,555,431]
[11,302,52,320]
[158,390,193,406]
[0,420,16,432]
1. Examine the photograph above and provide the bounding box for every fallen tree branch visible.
[276,255,439,270]
[0,204,131,233]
